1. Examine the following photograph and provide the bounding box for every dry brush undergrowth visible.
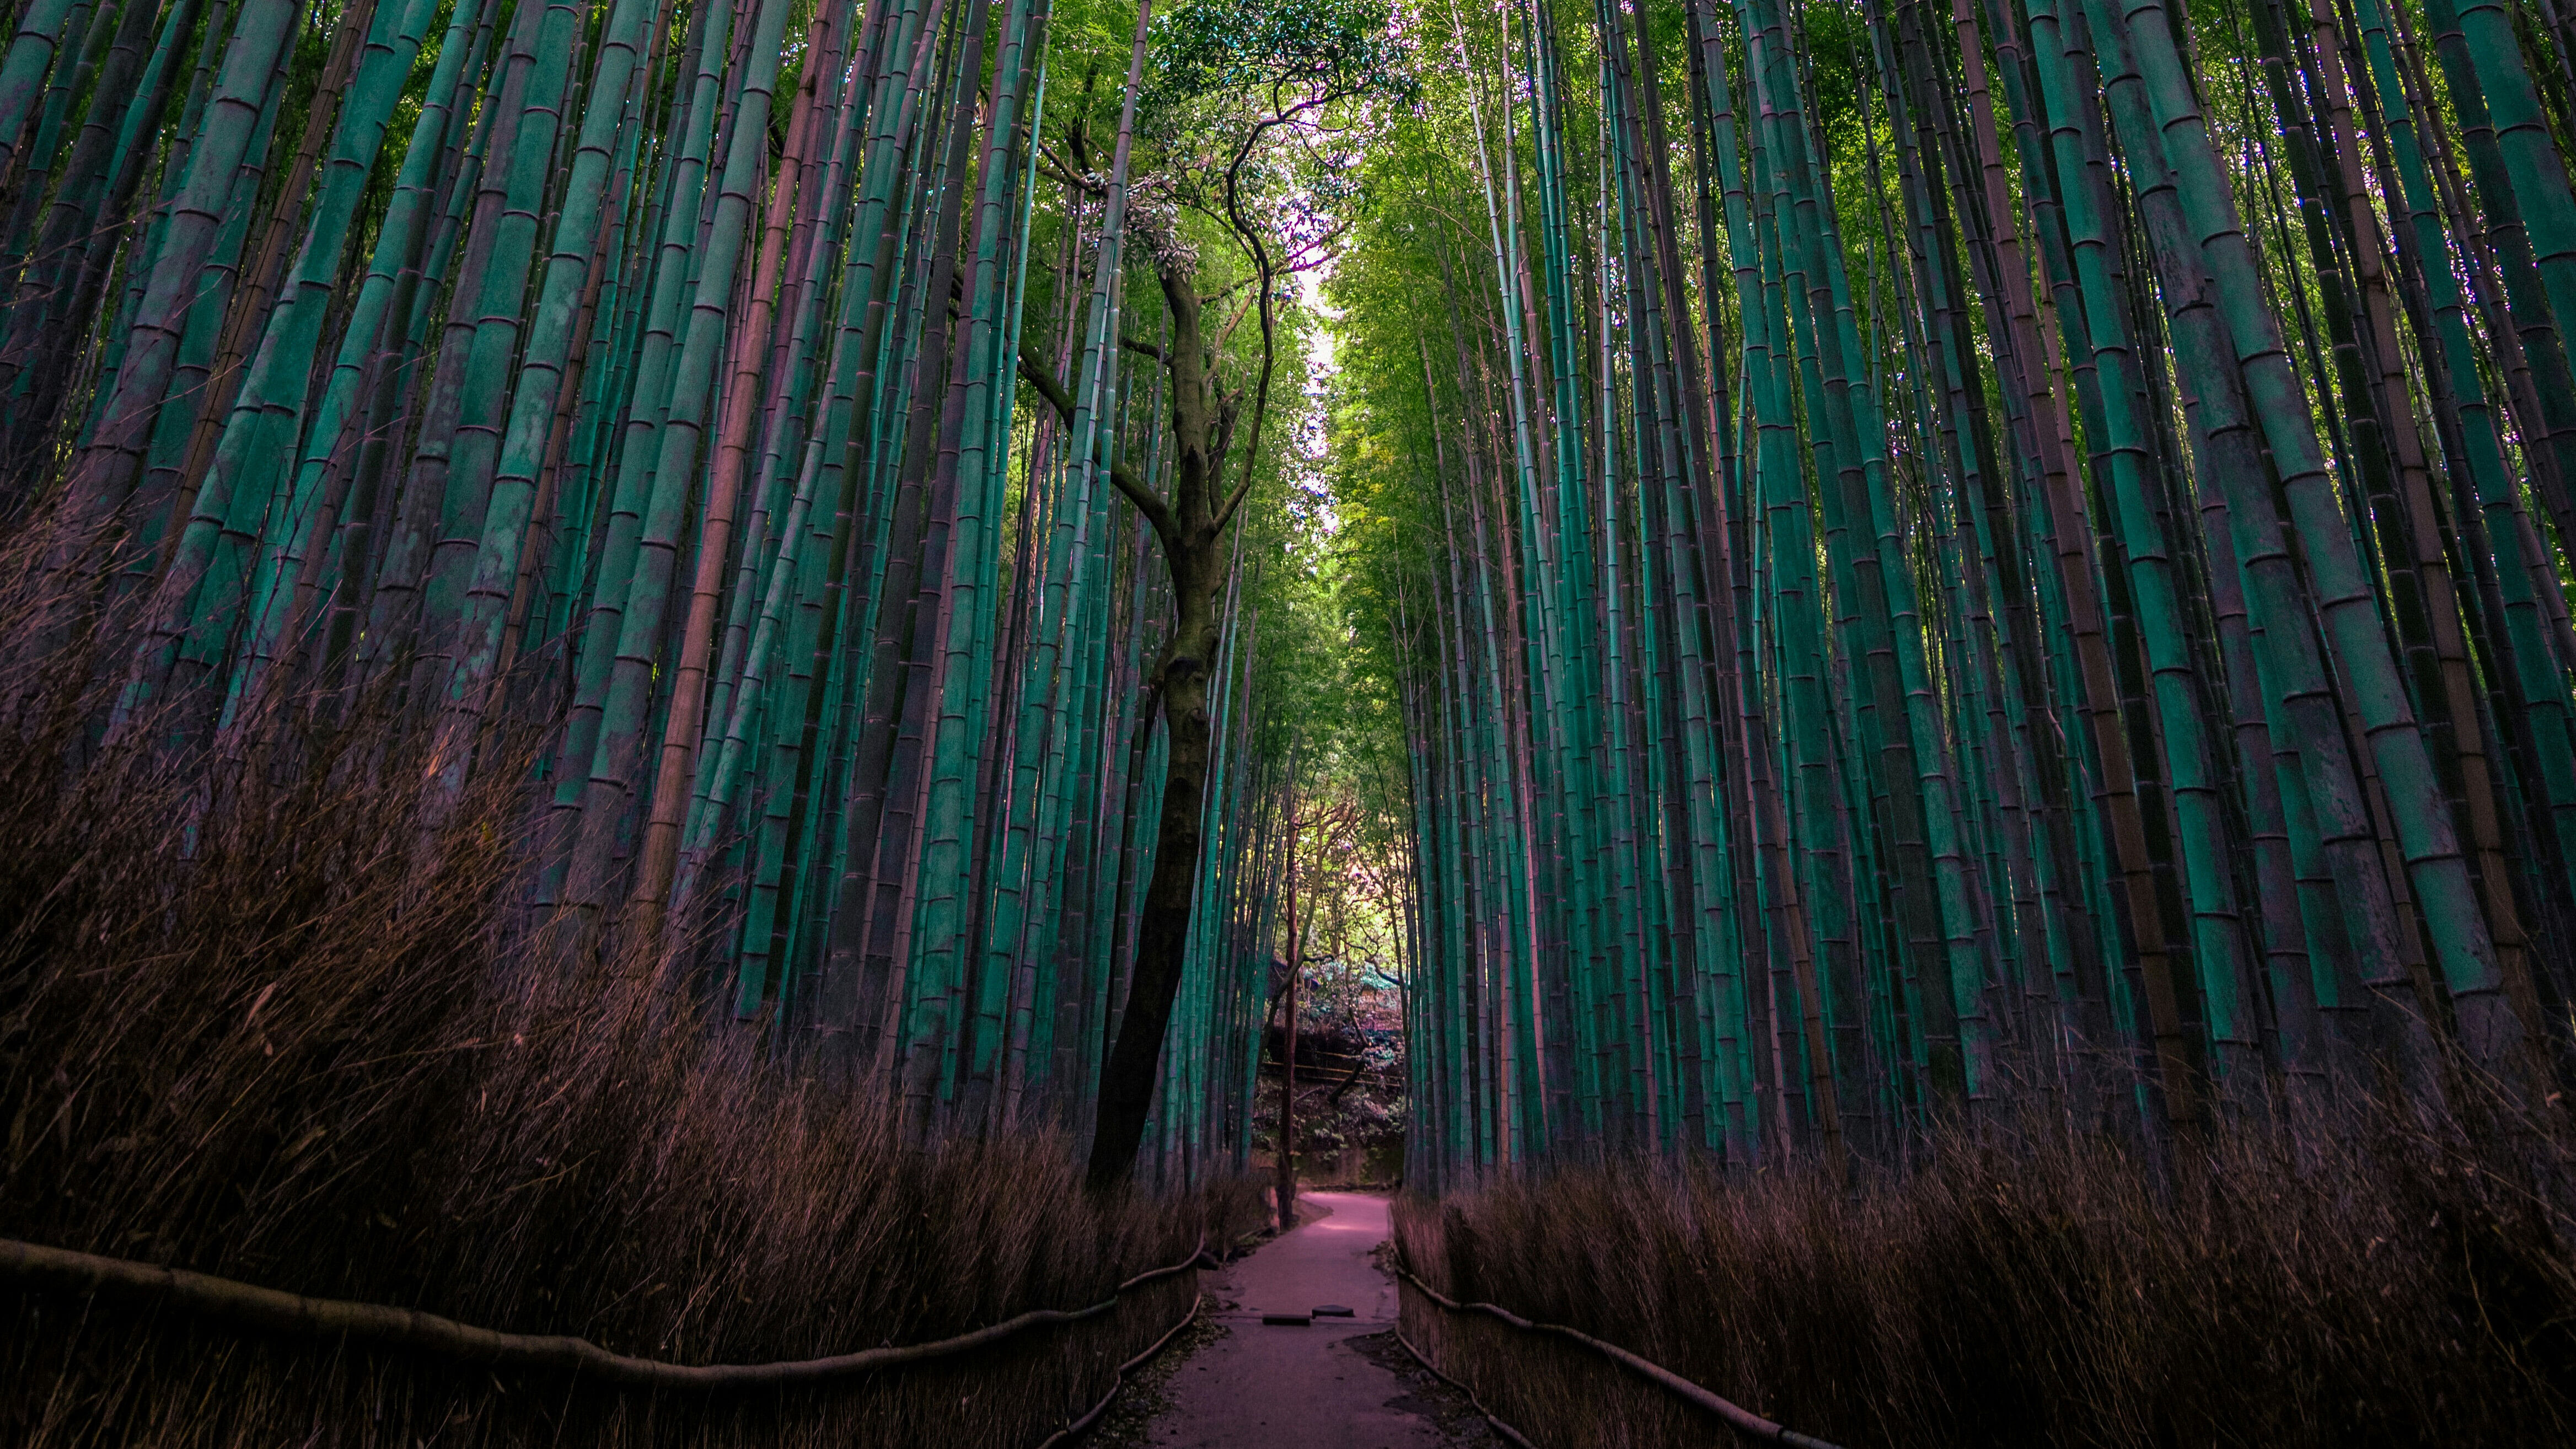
[0,538,1266,1447]
[1397,1100,2576,1447]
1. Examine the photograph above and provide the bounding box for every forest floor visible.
[1114,1190,1502,1448]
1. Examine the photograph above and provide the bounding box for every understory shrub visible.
[0,549,1266,1448]
[1396,1103,2576,1447]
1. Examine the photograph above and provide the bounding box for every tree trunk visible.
[1277,806,1300,1230]
[1086,630,1216,1190]
[1072,262,1233,1193]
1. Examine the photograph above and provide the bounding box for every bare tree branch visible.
[1016,340,1177,548]
[1211,291,1260,358]
[1037,141,1105,195]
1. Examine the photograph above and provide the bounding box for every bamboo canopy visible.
[1327,0,2576,1187]
[10,0,2576,1192]
[0,0,1358,1189]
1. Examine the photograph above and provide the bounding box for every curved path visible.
[1145,1190,1477,1447]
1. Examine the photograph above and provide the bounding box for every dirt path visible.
[1136,1190,1493,1448]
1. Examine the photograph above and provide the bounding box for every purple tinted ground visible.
[1137,1191,1500,1448]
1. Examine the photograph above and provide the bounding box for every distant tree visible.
[1016,0,1409,1192]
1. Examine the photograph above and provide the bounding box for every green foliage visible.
[1147,0,1413,110]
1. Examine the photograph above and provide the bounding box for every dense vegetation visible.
[0,0,1400,1178]
[1330,0,2576,1183]
[1319,0,2576,1439]
[0,584,1261,1443]
[8,0,2576,1438]
[0,0,1354,1441]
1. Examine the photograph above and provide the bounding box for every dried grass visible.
[1396,1101,2576,1447]
[0,523,1268,1447]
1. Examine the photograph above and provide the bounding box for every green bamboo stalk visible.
[2094,0,2531,1075]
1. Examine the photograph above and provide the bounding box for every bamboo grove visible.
[0,0,1392,1188]
[1329,0,2576,1186]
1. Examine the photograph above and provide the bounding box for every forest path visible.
[1141,1190,1482,1447]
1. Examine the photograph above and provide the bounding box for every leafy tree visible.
[1017,0,1410,1191]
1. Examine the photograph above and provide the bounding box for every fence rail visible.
[0,1234,1205,1393]
[1394,1263,1844,1448]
